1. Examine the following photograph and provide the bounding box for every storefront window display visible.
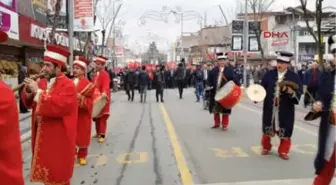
[27,57,43,75]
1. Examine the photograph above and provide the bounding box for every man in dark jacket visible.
[138,66,150,103]
[174,63,186,99]
[125,68,137,101]
[154,65,165,102]
[193,65,204,102]
[18,64,28,113]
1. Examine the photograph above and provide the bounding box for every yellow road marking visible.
[210,144,317,158]
[210,147,249,158]
[96,154,108,166]
[238,104,317,136]
[159,103,193,185]
[116,152,148,164]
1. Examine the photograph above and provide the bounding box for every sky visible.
[95,0,335,53]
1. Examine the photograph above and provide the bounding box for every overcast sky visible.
[95,0,335,52]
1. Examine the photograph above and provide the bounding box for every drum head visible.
[92,96,108,118]
[215,81,235,101]
[246,84,266,102]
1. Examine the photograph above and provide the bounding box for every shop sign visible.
[0,6,18,40]
[30,23,68,47]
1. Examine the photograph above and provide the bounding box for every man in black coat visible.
[207,52,238,131]
[312,35,335,185]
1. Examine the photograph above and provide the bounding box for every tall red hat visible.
[44,44,70,66]
[94,55,107,64]
[0,31,8,43]
[73,56,90,70]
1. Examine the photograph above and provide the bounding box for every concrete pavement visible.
[22,88,334,185]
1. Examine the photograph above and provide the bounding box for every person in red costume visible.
[92,56,111,143]
[0,31,24,185]
[73,56,95,166]
[21,44,78,185]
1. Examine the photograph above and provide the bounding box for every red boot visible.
[261,135,272,155]
[212,113,220,128]
[222,115,229,130]
[278,138,291,160]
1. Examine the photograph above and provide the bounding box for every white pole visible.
[243,0,248,87]
[68,0,74,73]
[180,13,184,59]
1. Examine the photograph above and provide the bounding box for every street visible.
[22,88,335,185]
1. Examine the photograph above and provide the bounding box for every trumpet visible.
[12,73,44,92]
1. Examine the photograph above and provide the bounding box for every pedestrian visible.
[153,65,165,102]
[138,65,150,103]
[259,51,303,160]
[21,44,78,185]
[174,62,186,99]
[192,64,204,102]
[311,35,335,185]
[0,30,24,185]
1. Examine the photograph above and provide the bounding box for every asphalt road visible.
[22,88,334,185]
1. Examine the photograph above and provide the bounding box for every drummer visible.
[260,51,303,160]
[207,52,239,131]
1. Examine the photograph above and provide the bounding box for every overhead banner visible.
[18,0,47,25]
[74,0,94,32]
[46,0,67,29]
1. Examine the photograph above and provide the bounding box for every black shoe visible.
[161,99,164,103]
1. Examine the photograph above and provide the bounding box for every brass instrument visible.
[11,73,44,92]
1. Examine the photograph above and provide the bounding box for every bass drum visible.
[215,81,242,109]
[92,88,108,118]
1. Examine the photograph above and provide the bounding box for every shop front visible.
[0,5,21,87]
[19,14,85,75]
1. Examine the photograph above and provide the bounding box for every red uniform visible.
[21,45,78,185]
[75,77,94,159]
[73,56,95,160]
[0,81,24,185]
[92,56,111,138]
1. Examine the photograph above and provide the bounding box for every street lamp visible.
[161,6,203,59]
[139,6,203,60]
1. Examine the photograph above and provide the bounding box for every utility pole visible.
[292,13,298,72]
[243,0,248,87]
[68,0,74,73]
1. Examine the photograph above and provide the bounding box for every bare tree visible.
[96,0,118,55]
[247,0,276,60]
[299,0,324,62]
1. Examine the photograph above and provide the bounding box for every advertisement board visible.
[46,0,67,29]
[0,6,18,40]
[74,0,94,31]
[18,0,47,25]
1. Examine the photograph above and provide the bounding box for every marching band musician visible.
[260,51,303,160]
[21,44,78,185]
[312,35,336,185]
[0,31,24,185]
[207,52,238,130]
[73,56,95,166]
[92,56,111,143]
